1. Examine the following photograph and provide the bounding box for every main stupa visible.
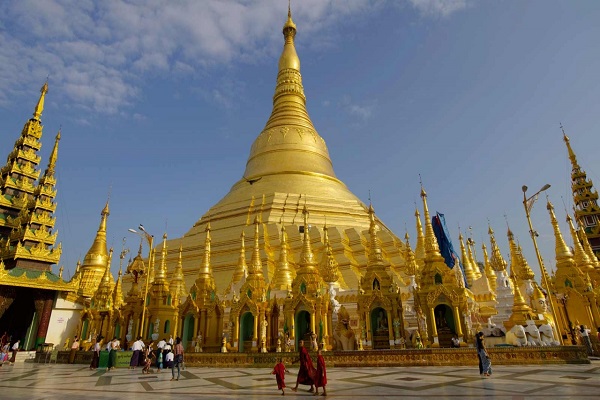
[158,8,408,294]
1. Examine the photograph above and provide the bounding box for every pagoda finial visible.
[33,80,49,120]
[414,207,425,263]
[368,204,383,265]
[155,232,168,281]
[567,214,593,273]
[232,230,248,284]
[561,123,579,168]
[547,200,573,262]
[250,217,264,276]
[300,205,315,265]
[272,225,295,289]
[420,186,443,261]
[459,232,476,287]
[199,222,212,277]
[482,243,497,292]
[44,130,61,176]
[488,224,507,273]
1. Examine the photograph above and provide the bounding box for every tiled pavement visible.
[0,361,598,399]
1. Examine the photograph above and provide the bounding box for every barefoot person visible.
[271,358,290,395]
[314,349,327,396]
[291,340,315,393]
[478,332,492,377]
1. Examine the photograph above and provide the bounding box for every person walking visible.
[171,337,184,381]
[477,332,492,377]
[271,358,290,395]
[314,349,328,396]
[68,336,80,364]
[475,332,484,375]
[579,325,593,355]
[142,342,154,374]
[129,336,143,369]
[89,336,102,370]
[291,340,315,393]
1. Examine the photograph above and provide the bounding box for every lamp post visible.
[128,225,154,339]
[522,184,563,344]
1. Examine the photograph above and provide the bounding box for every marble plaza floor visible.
[0,361,598,399]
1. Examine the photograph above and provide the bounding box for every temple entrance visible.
[370,307,389,349]
[239,312,254,352]
[269,304,279,349]
[0,287,36,350]
[434,304,456,348]
[182,314,195,350]
[295,310,311,349]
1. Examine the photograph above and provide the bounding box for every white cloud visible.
[340,95,377,121]
[0,0,467,115]
[407,0,468,18]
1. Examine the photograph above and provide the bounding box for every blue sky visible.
[1,0,599,280]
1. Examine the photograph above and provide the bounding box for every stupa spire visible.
[567,214,594,274]
[459,233,476,287]
[299,206,316,266]
[155,233,168,281]
[320,222,343,285]
[482,243,497,293]
[420,187,444,262]
[231,231,248,285]
[414,208,426,265]
[242,7,336,182]
[488,225,508,273]
[547,200,574,263]
[78,201,110,297]
[33,81,49,121]
[272,226,295,289]
[199,223,212,277]
[562,126,600,257]
[250,217,264,277]
[112,263,125,309]
[405,233,418,277]
[169,244,187,305]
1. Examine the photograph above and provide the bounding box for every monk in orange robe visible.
[291,340,315,393]
[314,349,328,396]
[272,358,290,395]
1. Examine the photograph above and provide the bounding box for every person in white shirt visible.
[90,336,102,370]
[579,325,593,355]
[130,337,144,369]
[165,350,174,369]
[168,335,174,345]
[9,340,20,363]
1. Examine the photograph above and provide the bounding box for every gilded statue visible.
[332,306,356,351]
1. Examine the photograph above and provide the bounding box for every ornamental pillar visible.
[429,307,438,338]
[35,296,54,347]
[386,309,394,347]
[453,306,463,338]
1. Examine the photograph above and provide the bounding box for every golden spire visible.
[155,233,168,281]
[547,200,573,263]
[577,221,600,268]
[566,214,593,274]
[101,248,114,286]
[420,187,444,262]
[562,127,579,170]
[367,204,384,265]
[320,222,342,284]
[488,225,508,273]
[33,81,49,120]
[481,243,497,293]
[272,226,295,289]
[459,233,476,287]
[199,223,212,277]
[112,263,125,309]
[299,205,316,266]
[242,7,336,182]
[79,201,110,297]
[250,217,264,276]
[404,232,418,277]
[466,236,482,280]
[170,244,187,303]
[44,130,60,177]
[231,231,248,285]
[414,208,426,264]
[506,274,533,328]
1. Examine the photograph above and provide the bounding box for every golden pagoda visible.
[563,128,600,257]
[414,187,473,347]
[76,201,110,298]
[0,83,77,350]
[356,204,403,350]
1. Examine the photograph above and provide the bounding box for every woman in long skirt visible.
[478,333,492,377]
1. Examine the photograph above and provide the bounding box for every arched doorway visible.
[239,312,254,352]
[182,314,195,350]
[295,310,311,349]
[269,305,279,349]
[434,304,456,347]
[370,307,389,349]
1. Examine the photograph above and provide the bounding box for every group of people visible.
[271,340,327,396]
[0,332,19,366]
